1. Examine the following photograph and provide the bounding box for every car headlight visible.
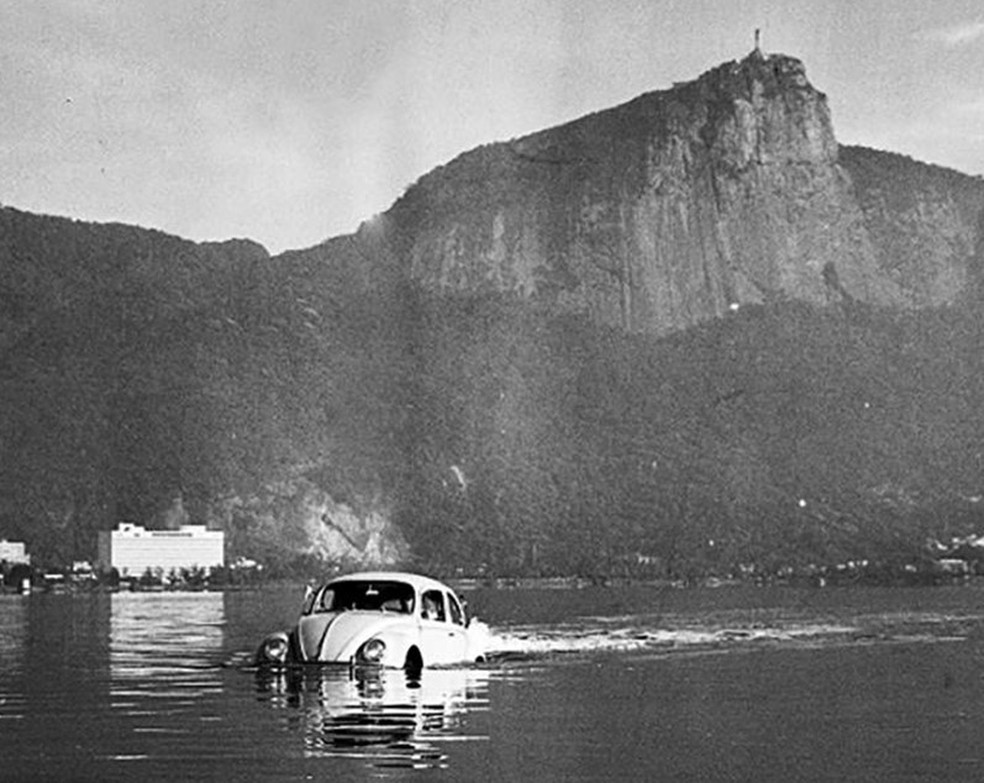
[357,638,386,663]
[261,635,288,663]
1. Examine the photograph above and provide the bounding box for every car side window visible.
[316,587,336,613]
[447,593,464,626]
[302,585,317,615]
[421,589,446,622]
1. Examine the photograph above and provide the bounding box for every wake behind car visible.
[255,571,491,671]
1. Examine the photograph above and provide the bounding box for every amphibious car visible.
[255,571,490,672]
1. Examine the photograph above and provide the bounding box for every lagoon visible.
[2,583,984,780]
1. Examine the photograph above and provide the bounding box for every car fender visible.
[255,630,291,665]
[465,619,492,661]
[367,626,421,669]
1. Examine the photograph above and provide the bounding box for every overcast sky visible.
[2,0,982,255]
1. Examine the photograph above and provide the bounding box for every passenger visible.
[422,595,440,620]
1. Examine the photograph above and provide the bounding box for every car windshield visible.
[309,580,415,615]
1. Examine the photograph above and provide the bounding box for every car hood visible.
[295,611,412,662]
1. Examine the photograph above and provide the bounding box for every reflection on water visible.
[0,592,235,780]
[0,596,27,660]
[256,665,492,771]
[107,592,226,754]
[111,592,225,682]
[5,585,984,780]
[0,597,28,725]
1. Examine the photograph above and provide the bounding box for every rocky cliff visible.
[380,49,984,334]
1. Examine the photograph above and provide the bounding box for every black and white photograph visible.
[2,1,984,779]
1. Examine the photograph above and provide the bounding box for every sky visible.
[2,0,983,255]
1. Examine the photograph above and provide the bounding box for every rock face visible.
[212,478,409,568]
[383,49,984,334]
[839,146,984,306]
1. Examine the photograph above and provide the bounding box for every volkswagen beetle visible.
[255,571,490,671]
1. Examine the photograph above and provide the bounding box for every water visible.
[3,584,984,780]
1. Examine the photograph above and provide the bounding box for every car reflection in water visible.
[256,664,492,771]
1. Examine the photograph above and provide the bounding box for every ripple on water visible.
[6,586,984,780]
[254,665,494,771]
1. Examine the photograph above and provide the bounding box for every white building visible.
[97,523,224,576]
[0,539,30,565]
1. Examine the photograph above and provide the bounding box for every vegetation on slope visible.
[394,293,984,579]
[4,149,984,580]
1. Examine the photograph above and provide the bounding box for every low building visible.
[97,523,224,576]
[0,539,30,565]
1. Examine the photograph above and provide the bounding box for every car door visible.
[419,588,468,665]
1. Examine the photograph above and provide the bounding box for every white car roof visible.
[323,571,453,594]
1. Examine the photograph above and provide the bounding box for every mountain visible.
[378,49,984,332]
[3,49,984,578]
